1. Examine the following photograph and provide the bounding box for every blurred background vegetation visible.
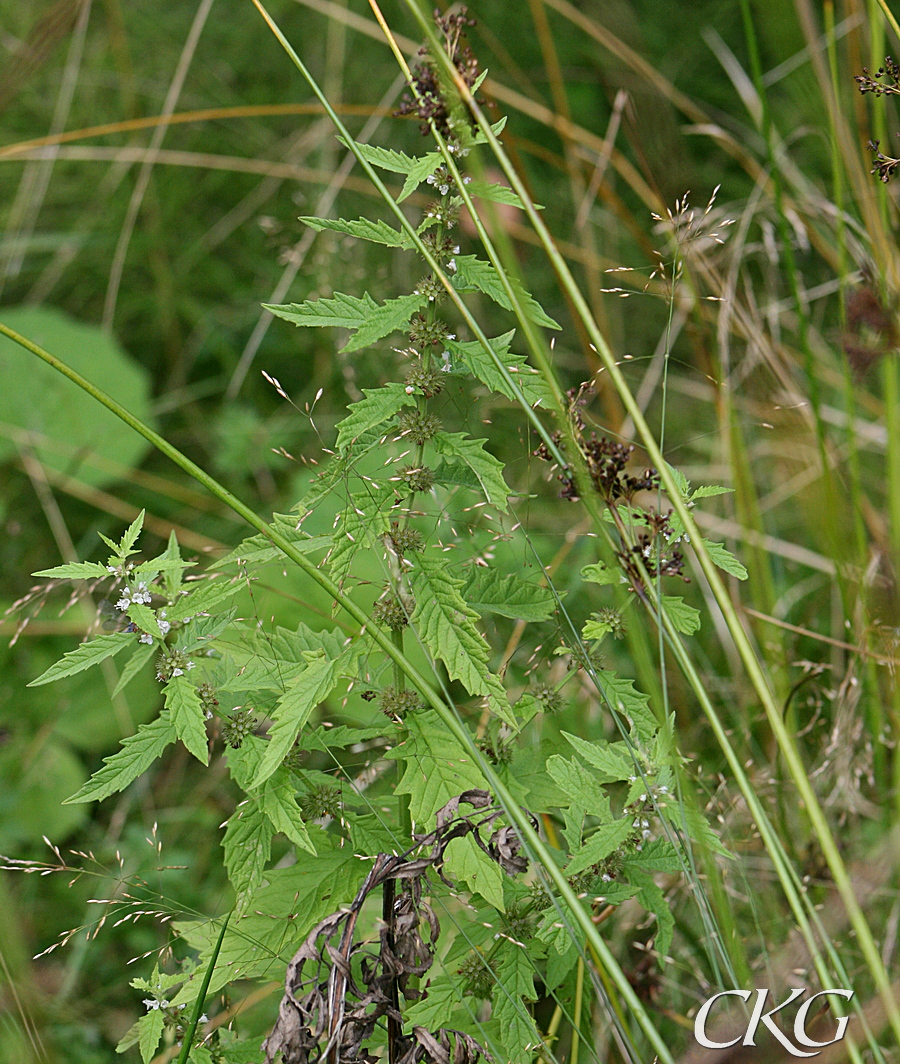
[2,0,900,1060]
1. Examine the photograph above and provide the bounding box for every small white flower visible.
[601,873,612,882]
[448,259,456,272]
[158,619,171,636]
[439,184,449,196]
[115,594,130,611]
[107,565,119,575]
[426,174,436,185]
[463,175,472,184]
[139,633,153,645]
[172,667,183,677]
[143,999,160,1010]
[452,245,460,254]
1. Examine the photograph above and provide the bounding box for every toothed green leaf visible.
[336,382,411,449]
[660,595,701,635]
[63,713,177,804]
[444,835,505,909]
[299,215,412,247]
[111,641,157,697]
[32,561,110,579]
[164,675,209,764]
[409,553,495,696]
[451,255,560,329]
[221,798,273,912]
[385,711,487,823]
[490,942,539,1064]
[432,431,509,511]
[462,568,557,621]
[250,653,343,787]
[562,732,634,783]
[700,538,749,580]
[259,775,316,854]
[446,331,551,406]
[28,631,134,686]
[565,817,634,876]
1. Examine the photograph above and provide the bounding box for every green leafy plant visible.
[7,11,738,1063]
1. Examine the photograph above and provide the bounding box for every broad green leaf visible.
[264,292,421,353]
[164,675,209,764]
[165,579,242,622]
[444,835,505,909]
[451,255,560,330]
[338,138,442,199]
[32,561,110,579]
[660,595,701,635]
[690,484,733,500]
[632,869,675,963]
[701,538,749,580]
[446,331,551,407]
[156,529,189,597]
[341,293,421,352]
[593,670,658,741]
[221,799,273,911]
[490,942,539,1064]
[126,602,161,637]
[115,1009,165,1061]
[336,382,411,450]
[328,487,393,583]
[132,557,196,578]
[176,612,234,655]
[385,711,487,823]
[582,614,614,641]
[409,554,494,697]
[662,802,732,857]
[28,630,134,686]
[399,151,444,200]
[299,215,412,247]
[0,308,155,489]
[138,1009,165,1063]
[265,290,377,330]
[251,654,342,786]
[661,460,690,498]
[119,510,145,556]
[462,568,557,621]
[466,180,532,209]
[622,838,683,875]
[63,713,177,804]
[580,562,621,586]
[264,621,347,665]
[473,115,508,142]
[563,732,635,783]
[111,641,157,697]
[432,459,482,492]
[217,516,330,568]
[259,775,316,854]
[565,817,634,876]
[545,755,610,816]
[545,937,579,990]
[404,978,466,1029]
[432,431,509,511]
